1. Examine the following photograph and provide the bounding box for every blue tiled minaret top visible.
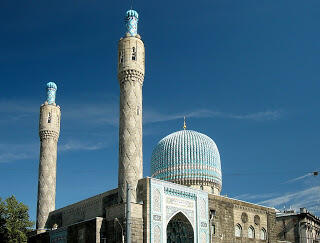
[151,130,222,189]
[46,82,57,104]
[125,9,139,36]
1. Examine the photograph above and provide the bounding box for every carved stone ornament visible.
[241,212,248,223]
[153,189,161,213]
[254,215,260,225]
[153,226,161,243]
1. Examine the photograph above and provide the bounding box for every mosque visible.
[28,9,277,243]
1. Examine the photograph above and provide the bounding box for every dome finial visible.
[183,116,187,130]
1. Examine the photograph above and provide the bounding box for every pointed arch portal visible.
[166,212,194,243]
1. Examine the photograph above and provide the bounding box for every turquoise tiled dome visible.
[47,82,57,90]
[151,130,222,191]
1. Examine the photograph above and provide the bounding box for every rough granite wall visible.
[209,195,235,242]
[118,35,145,203]
[208,194,277,243]
[275,216,300,243]
[267,211,277,243]
[47,189,117,228]
[36,103,60,231]
[275,212,320,243]
[105,202,144,243]
[66,218,101,243]
[137,178,150,243]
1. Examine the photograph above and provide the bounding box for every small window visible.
[132,47,136,61]
[48,112,52,123]
[211,223,216,235]
[248,226,255,239]
[137,106,140,115]
[260,228,266,240]
[119,51,124,63]
[235,224,242,237]
[210,209,216,219]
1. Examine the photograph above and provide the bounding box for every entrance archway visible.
[166,212,194,243]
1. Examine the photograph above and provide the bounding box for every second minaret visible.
[36,82,61,232]
[118,10,145,203]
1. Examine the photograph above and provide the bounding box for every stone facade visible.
[29,217,104,243]
[118,34,145,203]
[275,208,320,243]
[46,189,117,228]
[36,102,61,232]
[29,179,279,243]
[208,194,277,243]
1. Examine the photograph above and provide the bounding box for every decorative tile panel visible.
[150,178,209,243]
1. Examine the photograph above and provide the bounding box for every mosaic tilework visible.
[150,178,209,243]
[125,10,139,36]
[151,130,222,189]
[46,82,57,105]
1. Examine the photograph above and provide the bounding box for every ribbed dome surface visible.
[151,130,222,190]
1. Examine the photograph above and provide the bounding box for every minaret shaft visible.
[36,137,58,229]
[118,10,145,203]
[118,79,143,202]
[36,83,60,232]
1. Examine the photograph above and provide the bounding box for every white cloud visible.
[233,185,320,216]
[143,109,282,124]
[233,192,278,201]
[0,100,38,114]
[59,140,106,152]
[0,140,107,163]
[0,99,282,125]
[0,143,37,163]
[283,173,314,184]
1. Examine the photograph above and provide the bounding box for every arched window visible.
[260,228,266,240]
[235,224,242,237]
[248,226,255,239]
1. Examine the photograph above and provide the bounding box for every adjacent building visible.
[275,208,320,243]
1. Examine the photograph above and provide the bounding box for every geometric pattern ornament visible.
[151,130,222,190]
[37,138,58,230]
[46,82,57,105]
[125,9,139,36]
[118,80,143,202]
[150,178,210,243]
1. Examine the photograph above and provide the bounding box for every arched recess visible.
[166,212,194,243]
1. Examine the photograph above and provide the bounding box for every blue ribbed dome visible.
[151,130,222,192]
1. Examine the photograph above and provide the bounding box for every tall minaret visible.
[36,82,61,232]
[118,9,145,203]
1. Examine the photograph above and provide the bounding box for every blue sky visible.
[1,0,320,223]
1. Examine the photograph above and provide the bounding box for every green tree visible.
[0,198,7,242]
[0,196,34,243]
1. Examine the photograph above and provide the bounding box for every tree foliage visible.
[0,196,34,243]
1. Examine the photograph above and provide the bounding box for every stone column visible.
[118,9,145,203]
[36,82,61,232]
